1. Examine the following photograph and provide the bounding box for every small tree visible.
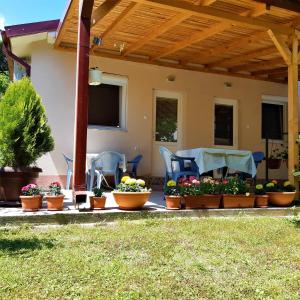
[0,77,54,167]
[0,72,10,96]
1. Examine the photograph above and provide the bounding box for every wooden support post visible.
[287,35,299,184]
[73,0,94,192]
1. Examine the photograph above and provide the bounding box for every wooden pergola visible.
[54,0,300,191]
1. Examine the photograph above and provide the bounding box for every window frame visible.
[88,73,128,131]
[261,95,287,143]
[213,98,238,149]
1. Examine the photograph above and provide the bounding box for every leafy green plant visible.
[223,177,249,195]
[0,72,10,96]
[0,77,54,167]
[48,182,62,196]
[179,177,202,196]
[93,187,105,197]
[21,184,41,196]
[265,180,295,192]
[200,177,223,195]
[254,184,266,195]
[164,180,180,196]
[115,176,150,192]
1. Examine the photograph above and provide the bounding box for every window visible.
[261,102,285,140]
[88,74,127,130]
[214,98,238,148]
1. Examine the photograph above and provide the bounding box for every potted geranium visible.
[164,180,181,210]
[45,182,64,211]
[267,148,282,169]
[198,177,222,209]
[0,78,54,204]
[265,180,296,206]
[179,177,203,209]
[20,184,42,212]
[112,176,151,210]
[222,177,255,208]
[90,187,106,210]
[254,184,268,208]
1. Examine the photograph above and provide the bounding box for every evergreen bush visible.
[0,77,54,167]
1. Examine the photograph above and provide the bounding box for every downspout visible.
[0,30,31,78]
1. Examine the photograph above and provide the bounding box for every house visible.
[2,0,300,189]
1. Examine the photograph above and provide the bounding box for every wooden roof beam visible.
[230,57,284,72]
[196,0,217,6]
[131,0,293,35]
[252,0,300,14]
[252,67,287,76]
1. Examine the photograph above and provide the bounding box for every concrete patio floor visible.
[0,190,299,225]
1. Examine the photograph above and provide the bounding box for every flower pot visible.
[267,192,295,207]
[45,195,64,211]
[20,195,41,212]
[184,195,222,209]
[38,195,43,208]
[255,195,269,208]
[90,196,106,210]
[165,195,181,210]
[112,192,151,210]
[223,195,255,208]
[267,159,281,169]
[0,167,42,204]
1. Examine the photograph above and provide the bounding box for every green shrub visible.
[0,72,10,97]
[0,77,54,167]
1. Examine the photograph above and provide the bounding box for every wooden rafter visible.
[131,0,293,35]
[252,67,287,76]
[196,0,217,6]
[230,57,284,72]
[253,0,300,13]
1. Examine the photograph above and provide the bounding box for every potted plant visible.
[198,177,222,209]
[112,176,151,210]
[179,177,203,209]
[0,77,54,204]
[254,184,268,208]
[222,177,255,208]
[45,182,64,211]
[267,148,282,169]
[20,184,42,212]
[90,187,106,210]
[164,180,181,210]
[265,180,296,207]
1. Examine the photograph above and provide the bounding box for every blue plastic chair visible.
[127,155,143,178]
[88,151,123,191]
[159,146,199,187]
[63,154,73,190]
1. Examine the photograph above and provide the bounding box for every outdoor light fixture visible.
[89,67,102,85]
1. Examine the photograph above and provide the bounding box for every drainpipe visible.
[0,30,31,77]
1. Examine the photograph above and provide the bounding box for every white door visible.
[152,90,182,176]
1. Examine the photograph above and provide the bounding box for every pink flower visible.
[192,179,200,186]
[189,176,197,182]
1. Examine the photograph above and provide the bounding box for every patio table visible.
[176,148,256,177]
[86,153,127,172]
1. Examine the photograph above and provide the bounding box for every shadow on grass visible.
[0,238,55,255]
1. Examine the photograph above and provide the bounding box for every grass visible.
[0,217,299,299]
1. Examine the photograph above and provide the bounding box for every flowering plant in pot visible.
[179,177,203,209]
[20,184,42,211]
[90,187,106,210]
[112,176,151,210]
[164,180,181,210]
[254,184,268,208]
[198,177,223,209]
[45,182,64,211]
[265,180,296,207]
[222,177,255,208]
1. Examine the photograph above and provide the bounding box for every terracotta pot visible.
[90,196,106,210]
[112,192,151,210]
[45,195,64,211]
[0,167,42,204]
[255,195,269,208]
[267,159,281,169]
[165,195,181,210]
[20,195,41,212]
[267,192,295,207]
[184,195,222,209]
[38,195,43,208]
[223,195,255,208]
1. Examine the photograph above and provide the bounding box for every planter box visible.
[20,195,41,212]
[112,192,151,210]
[90,196,106,210]
[255,195,269,208]
[223,195,255,208]
[45,195,64,211]
[267,192,295,207]
[184,195,221,209]
[165,195,181,210]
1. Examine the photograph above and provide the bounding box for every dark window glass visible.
[262,103,283,139]
[88,84,120,127]
[214,104,233,146]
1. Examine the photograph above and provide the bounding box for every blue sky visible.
[0,0,67,28]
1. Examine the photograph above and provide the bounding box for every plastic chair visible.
[159,146,199,187]
[253,151,265,168]
[88,151,123,191]
[127,155,143,178]
[63,153,73,190]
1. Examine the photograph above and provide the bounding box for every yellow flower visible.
[167,180,176,187]
[136,179,145,186]
[125,178,137,185]
[283,181,291,187]
[271,180,278,185]
[266,182,274,188]
[121,176,130,183]
[256,184,263,190]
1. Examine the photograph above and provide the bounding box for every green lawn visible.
[0,217,299,299]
